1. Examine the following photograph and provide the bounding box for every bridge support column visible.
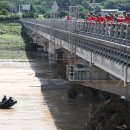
[124,66,128,88]
[123,66,130,100]
[44,41,49,52]
[90,51,93,67]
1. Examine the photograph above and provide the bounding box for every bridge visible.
[21,18,130,99]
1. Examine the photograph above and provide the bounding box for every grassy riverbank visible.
[0,23,31,59]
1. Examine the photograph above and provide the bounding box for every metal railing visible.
[66,64,95,81]
[21,19,130,46]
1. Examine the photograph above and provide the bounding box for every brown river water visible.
[0,59,97,130]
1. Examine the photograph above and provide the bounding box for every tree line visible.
[0,0,130,19]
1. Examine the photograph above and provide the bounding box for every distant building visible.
[100,9,120,16]
[21,5,30,11]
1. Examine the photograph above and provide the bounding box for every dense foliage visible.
[0,0,130,18]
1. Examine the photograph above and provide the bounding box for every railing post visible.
[90,51,93,67]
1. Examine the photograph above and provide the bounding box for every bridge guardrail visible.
[22,18,130,46]
[21,19,130,67]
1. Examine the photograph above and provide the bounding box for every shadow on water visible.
[21,26,100,130]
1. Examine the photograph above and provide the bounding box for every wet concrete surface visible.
[0,60,95,130]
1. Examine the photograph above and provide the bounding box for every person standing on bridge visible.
[125,13,130,23]
[96,14,106,23]
[106,14,114,23]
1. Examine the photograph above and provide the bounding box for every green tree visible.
[104,1,116,9]
[79,12,86,18]
[0,1,11,12]
[82,1,89,9]
[94,6,101,14]
[0,9,8,15]
[58,10,68,18]
[1,0,130,17]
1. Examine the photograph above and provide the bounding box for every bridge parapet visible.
[21,19,130,66]
[21,19,130,83]
[24,19,130,40]
[21,19,130,45]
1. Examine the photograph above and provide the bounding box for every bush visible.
[0,14,20,22]
[22,11,37,18]
[0,9,8,15]
[43,13,51,18]
[57,10,68,18]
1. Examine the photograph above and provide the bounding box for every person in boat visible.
[7,97,17,105]
[8,97,14,103]
[2,95,7,102]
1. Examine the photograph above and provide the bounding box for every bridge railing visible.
[21,19,130,65]
[66,64,97,81]
[66,64,87,81]
[22,18,130,46]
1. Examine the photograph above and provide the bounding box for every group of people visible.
[64,15,73,21]
[1,95,14,103]
[85,12,130,23]
[64,11,130,24]
[0,95,17,108]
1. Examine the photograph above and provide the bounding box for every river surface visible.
[0,59,96,130]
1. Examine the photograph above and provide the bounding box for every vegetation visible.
[0,23,27,59]
[86,99,130,130]
[0,23,21,35]
[0,0,130,19]
[0,22,41,59]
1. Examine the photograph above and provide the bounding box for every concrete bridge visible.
[21,18,130,98]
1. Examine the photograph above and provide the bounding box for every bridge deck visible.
[21,19,130,84]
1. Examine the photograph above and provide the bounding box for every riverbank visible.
[0,22,38,59]
[0,22,27,59]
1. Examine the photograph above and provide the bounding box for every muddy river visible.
[0,59,97,130]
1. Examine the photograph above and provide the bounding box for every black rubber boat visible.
[0,99,17,109]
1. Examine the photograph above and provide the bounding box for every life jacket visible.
[86,16,95,21]
[67,16,72,21]
[86,16,91,21]
[97,16,106,23]
[106,16,113,22]
[91,16,97,22]
[117,17,125,23]
[125,16,130,23]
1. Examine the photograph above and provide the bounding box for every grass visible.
[0,22,41,60]
[0,23,21,35]
[0,23,28,59]
[0,34,24,45]
[0,50,27,59]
